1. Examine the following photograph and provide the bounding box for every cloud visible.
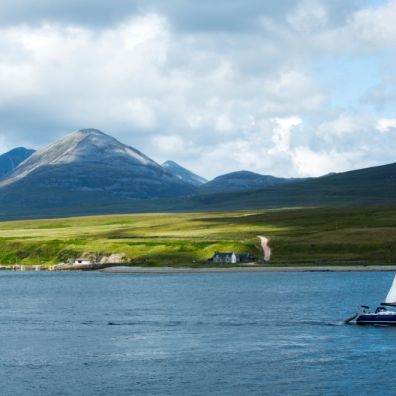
[287,0,328,33]
[0,1,310,31]
[377,118,396,133]
[269,116,302,154]
[0,0,395,180]
[126,99,157,130]
[363,74,396,110]
[291,146,356,176]
[348,0,396,48]
[315,1,396,53]
[0,0,139,28]
[0,14,170,142]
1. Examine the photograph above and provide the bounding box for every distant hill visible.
[199,170,291,194]
[182,162,396,211]
[0,147,35,179]
[1,160,396,220]
[162,160,207,186]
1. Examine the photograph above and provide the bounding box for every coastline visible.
[100,265,396,273]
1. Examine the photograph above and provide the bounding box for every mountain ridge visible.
[0,147,35,180]
[199,170,292,194]
[0,129,197,200]
[0,128,395,219]
[1,129,158,187]
[162,160,207,186]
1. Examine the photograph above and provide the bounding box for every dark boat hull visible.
[356,313,396,325]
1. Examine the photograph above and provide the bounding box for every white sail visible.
[384,275,396,304]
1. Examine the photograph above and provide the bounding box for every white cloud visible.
[269,116,302,154]
[310,1,396,53]
[151,134,199,158]
[260,71,326,114]
[349,1,396,48]
[0,1,396,180]
[287,0,328,33]
[214,114,234,133]
[126,99,157,130]
[317,113,369,145]
[376,118,396,133]
[291,146,353,176]
[0,63,39,101]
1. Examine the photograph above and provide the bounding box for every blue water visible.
[0,271,395,395]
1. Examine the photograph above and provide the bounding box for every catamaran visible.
[346,275,396,325]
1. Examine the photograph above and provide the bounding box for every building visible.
[74,258,92,265]
[211,252,255,264]
[238,253,256,262]
[212,252,238,264]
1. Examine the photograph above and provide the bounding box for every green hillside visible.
[1,207,396,266]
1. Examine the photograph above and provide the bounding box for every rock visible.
[99,253,128,264]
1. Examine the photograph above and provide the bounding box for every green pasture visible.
[0,207,395,266]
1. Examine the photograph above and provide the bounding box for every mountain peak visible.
[162,160,207,186]
[1,128,159,186]
[0,147,35,179]
[77,128,104,134]
[63,128,121,148]
[163,160,178,167]
[73,128,110,138]
[0,128,197,199]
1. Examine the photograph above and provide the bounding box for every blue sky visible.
[0,0,395,178]
[313,55,381,108]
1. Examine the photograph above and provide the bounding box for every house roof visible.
[213,252,235,257]
[211,252,255,263]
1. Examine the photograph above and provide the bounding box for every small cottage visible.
[212,252,238,264]
[211,252,255,264]
[238,253,256,262]
[74,258,92,265]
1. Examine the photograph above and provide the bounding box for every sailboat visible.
[347,275,396,325]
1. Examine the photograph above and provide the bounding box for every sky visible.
[0,0,395,179]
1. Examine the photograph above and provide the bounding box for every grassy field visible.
[0,207,396,266]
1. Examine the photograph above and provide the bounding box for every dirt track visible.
[258,236,271,261]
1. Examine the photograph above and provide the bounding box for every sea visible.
[0,270,395,396]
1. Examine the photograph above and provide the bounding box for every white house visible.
[74,258,92,265]
[211,252,255,264]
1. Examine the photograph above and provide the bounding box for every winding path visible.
[257,236,271,262]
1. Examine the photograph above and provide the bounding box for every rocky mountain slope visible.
[0,147,35,179]
[0,129,196,203]
[162,160,207,186]
[0,128,395,219]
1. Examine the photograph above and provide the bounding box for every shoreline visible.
[100,265,396,273]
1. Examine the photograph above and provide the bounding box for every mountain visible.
[0,147,35,179]
[180,161,396,211]
[0,129,395,220]
[0,129,197,213]
[162,160,207,186]
[199,170,290,194]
